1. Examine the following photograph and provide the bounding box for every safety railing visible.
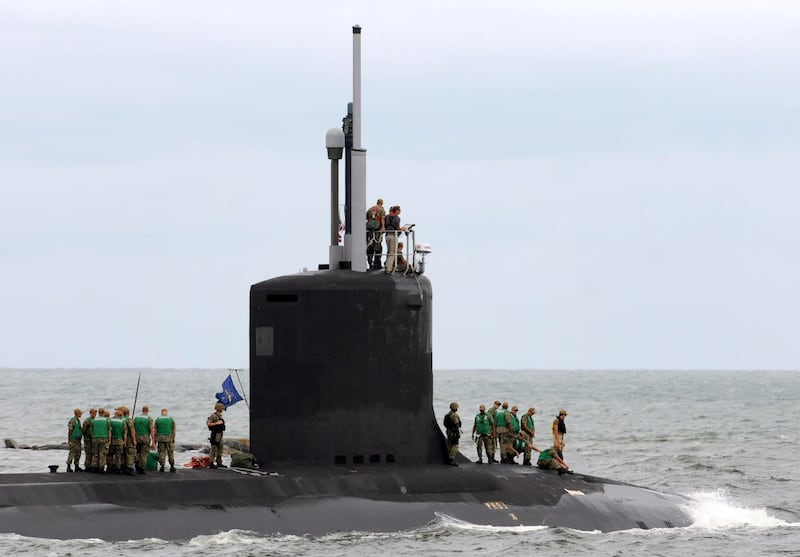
[372,225,430,275]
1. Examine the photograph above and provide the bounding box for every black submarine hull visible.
[0,462,691,540]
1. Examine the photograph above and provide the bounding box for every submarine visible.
[0,26,693,541]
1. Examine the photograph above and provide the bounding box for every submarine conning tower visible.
[249,271,442,467]
[249,26,444,467]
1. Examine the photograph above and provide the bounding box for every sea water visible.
[1,368,798,556]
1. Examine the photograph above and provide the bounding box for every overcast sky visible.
[1,1,798,370]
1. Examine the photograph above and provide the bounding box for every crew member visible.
[552,409,568,457]
[91,408,111,473]
[134,405,155,474]
[472,404,493,464]
[537,446,571,475]
[121,406,137,475]
[507,405,522,464]
[366,198,386,270]
[509,435,536,463]
[486,400,501,463]
[207,402,227,469]
[495,402,510,463]
[395,241,410,274]
[520,407,536,466]
[384,205,408,273]
[155,408,177,472]
[443,402,461,466]
[66,408,83,472]
[108,408,125,473]
[82,407,96,472]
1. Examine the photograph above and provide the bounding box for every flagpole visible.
[132,372,142,414]
[229,368,250,409]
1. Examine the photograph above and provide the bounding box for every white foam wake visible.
[684,490,796,529]
[433,512,549,533]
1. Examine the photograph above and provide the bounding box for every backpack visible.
[230,452,257,469]
[367,206,381,231]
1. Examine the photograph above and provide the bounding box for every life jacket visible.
[474,413,492,435]
[155,416,175,437]
[184,455,210,468]
[538,448,557,462]
[92,417,110,439]
[522,414,535,433]
[134,415,152,436]
[508,413,521,434]
[68,417,82,440]
[494,410,507,428]
[82,417,94,439]
[109,417,125,440]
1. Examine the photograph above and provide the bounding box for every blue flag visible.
[215,374,243,408]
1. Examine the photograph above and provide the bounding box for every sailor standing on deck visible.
[552,409,568,458]
[495,402,511,463]
[155,408,177,472]
[207,402,227,469]
[107,408,126,473]
[520,407,536,466]
[366,198,386,270]
[384,205,408,274]
[90,408,111,473]
[134,405,155,474]
[82,407,96,471]
[121,406,137,475]
[507,406,522,463]
[66,408,83,472]
[486,400,501,463]
[443,402,461,466]
[472,404,494,464]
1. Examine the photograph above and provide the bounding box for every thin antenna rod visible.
[132,372,142,413]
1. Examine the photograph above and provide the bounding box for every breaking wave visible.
[684,490,799,529]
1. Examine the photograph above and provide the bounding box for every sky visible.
[1,1,798,370]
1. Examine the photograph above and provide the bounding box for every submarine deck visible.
[0,462,692,540]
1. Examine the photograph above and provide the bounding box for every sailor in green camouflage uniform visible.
[207,402,226,468]
[90,408,111,473]
[82,408,96,471]
[495,402,511,463]
[472,404,494,464]
[443,402,461,466]
[66,408,83,472]
[507,406,522,464]
[108,408,125,473]
[121,406,137,475]
[537,446,570,474]
[134,405,154,474]
[486,400,501,463]
[520,407,536,466]
[155,408,177,472]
